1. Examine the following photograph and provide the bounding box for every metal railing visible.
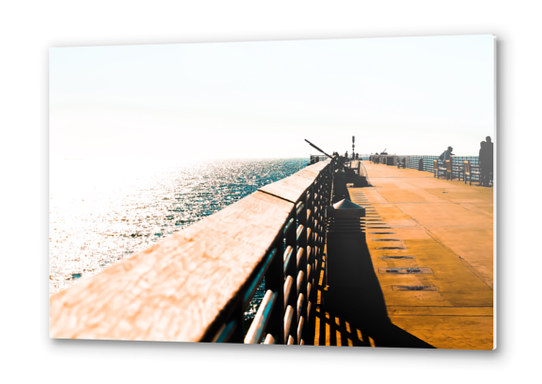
[311,154,370,164]
[204,161,334,344]
[384,155,489,183]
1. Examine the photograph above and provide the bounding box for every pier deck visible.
[312,160,494,349]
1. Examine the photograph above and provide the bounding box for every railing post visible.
[264,238,285,344]
[295,192,308,344]
[283,209,297,345]
[315,169,327,264]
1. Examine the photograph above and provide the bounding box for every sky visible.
[49,35,495,160]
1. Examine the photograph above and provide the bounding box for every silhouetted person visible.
[440,146,454,162]
[479,136,493,186]
[486,136,494,183]
[479,141,487,185]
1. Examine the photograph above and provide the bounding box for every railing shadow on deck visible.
[50,159,335,345]
[307,186,434,349]
[320,238,435,349]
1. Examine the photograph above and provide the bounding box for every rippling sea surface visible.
[49,158,308,317]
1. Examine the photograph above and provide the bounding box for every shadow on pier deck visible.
[311,160,494,350]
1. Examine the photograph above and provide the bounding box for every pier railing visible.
[410,155,490,183]
[311,154,370,164]
[371,155,489,183]
[50,159,333,344]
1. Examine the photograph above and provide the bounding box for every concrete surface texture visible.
[345,161,494,350]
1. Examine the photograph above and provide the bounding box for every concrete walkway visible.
[346,161,494,350]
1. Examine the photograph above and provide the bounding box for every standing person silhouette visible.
[479,141,488,186]
[479,137,494,186]
[485,136,494,185]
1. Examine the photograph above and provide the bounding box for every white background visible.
[1,1,539,383]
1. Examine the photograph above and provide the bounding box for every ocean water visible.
[49,157,308,317]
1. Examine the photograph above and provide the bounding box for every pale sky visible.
[49,35,495,160]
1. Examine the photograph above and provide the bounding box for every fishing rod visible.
[305,139,347,168]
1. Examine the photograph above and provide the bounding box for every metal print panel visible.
[49,35,495,349]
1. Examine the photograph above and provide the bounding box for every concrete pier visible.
[313,160,494,350]
[50,156,494,349]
